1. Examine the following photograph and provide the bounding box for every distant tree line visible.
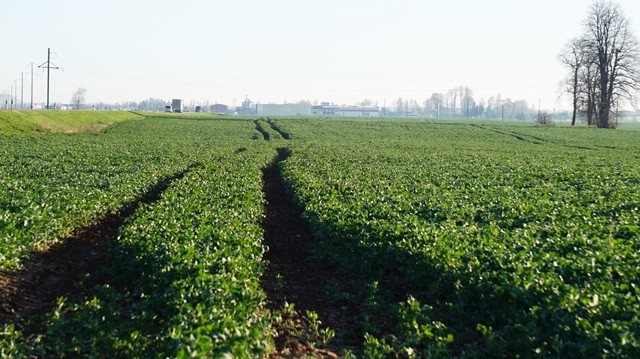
[559,1,640,128]
[93,98,185,112]
[422,87,536,120]
[92,93,540,119]
[365,87,538,120]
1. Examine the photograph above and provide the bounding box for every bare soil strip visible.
[0,163,201,328]
[261,148,361,358]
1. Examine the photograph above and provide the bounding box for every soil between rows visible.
[0,216,117,328]
[260,148,362,358]
[0,165,197,329]
[0,152,362,357]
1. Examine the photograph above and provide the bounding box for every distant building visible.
[312,103,380,117]
[312,102,338,116]
[256,103,312,116]
[171,99,183,113]
[236,96,256,115]
[211,104,228,114]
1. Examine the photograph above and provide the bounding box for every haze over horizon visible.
[3,0,640,111]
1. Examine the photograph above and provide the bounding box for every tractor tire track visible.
[254,119,271,140]
[266,119,292,140]
[471,124,599,150]
[0,163,201,328]
[260,148,360,358]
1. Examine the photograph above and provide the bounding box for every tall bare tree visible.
[559,38,587,126]
[460,87,475,119]
[583,1,640,128]
[71,87,87,110]
[579,59,600,125]
[446,88,458,117]
[428,93,443,118]
[396,97,404,116]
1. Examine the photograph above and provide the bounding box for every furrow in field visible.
[260,148,359,357]
[472,124,603,150]
[266,119,292,139]
[254,119,271,140]
[470,124,544,144]
[0,163,201,328]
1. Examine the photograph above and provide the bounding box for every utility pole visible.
[21,72,24,110]
[12,83,16,111]
[466,98,470,119]
[30,63,34,110]
[38,48,60,110]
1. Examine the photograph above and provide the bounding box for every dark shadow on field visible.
[254,119,270,140]
[470,124,603,151]
[0,163,202,356]
[289,206,621,357]
[261,148,365,357]
[265,119,292,140]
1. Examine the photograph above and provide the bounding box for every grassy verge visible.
[0,111,143,134]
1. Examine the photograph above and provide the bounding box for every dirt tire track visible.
[265,119,292,140]
[0,216,118,327]
[255,119,271,140]
[0,163,200,328]
[261,148,361,358]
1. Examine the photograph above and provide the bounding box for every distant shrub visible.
[536,111,553,125]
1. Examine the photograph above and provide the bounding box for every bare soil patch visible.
[261,148,362,358]
[0,164,199,329]
[0,215,118,327]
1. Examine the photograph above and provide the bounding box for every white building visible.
[312,103,380,117]
[256,103,311,116]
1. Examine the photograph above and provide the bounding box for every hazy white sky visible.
[3,0,640,110]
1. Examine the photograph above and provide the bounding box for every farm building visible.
[211,104,229,114]
[256,103,311,116]
[312,103,380,117]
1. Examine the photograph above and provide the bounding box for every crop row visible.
[3,147,275,357]
[276,119,640,357]
[252,118,288,141]
[0,117,260,269]
[0,134,179,268]
[3,115,640,357]
[1,116,282,356]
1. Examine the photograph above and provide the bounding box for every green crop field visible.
[1,112,639,358]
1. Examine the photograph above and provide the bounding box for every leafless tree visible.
[579,59,600,125]
[71,87,87,110]
[427,92,443,118]
[395,97,404,115]
[537,111,553,125]
[559,37,587,126]
[446,88,458,117]
[583,1,640,128]
[460,87,475,119]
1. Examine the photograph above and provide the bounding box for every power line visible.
[31,63,34,110]
[38,48,60,110]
